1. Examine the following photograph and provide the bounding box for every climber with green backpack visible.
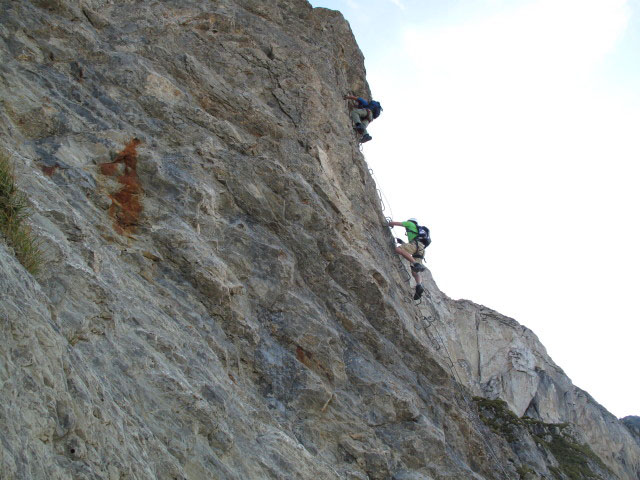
[344,94,382,143]
[388,218,431,300]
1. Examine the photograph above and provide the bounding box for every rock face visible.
[424,298,640,479]
[623,417,640,445]
[0,1,638,479]
[474,398,618,480]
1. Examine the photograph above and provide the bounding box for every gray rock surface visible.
[622,416,640,445]
[474,397,617,480]
[421,296,640,479]
[0,1,638,479]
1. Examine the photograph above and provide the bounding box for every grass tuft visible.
[0,152,43,275]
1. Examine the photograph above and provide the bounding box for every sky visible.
[309,0,640,419]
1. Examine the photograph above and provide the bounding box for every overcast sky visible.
[309,0,640,419]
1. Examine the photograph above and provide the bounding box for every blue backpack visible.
[417,225,431,247]
[369,100,382,119]
[357,98,383,119]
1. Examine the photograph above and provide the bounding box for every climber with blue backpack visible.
[388,218,431,300]
[344,94,382,143]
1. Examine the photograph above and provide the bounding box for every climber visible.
[344,94,382,144]
[388,218,430,300]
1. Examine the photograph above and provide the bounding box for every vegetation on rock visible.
[0,152,42,274]
[474,397,613,479]
[539,432,611,480]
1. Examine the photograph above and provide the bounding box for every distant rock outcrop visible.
[1,1,638,479]
[623,416,640,445]
[426,298,640,479]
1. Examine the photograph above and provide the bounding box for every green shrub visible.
[516,464,535,479]
[544,432,610,480]
[0,153,43,274]
[474,397,611,480]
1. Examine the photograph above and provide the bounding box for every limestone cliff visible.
[422,295,640,479]
[1,1,638,479]
[623,417,640,445]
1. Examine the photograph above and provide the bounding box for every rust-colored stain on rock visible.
[99,138,142,235]
[41,164,58,176]
[296,346,313,368]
